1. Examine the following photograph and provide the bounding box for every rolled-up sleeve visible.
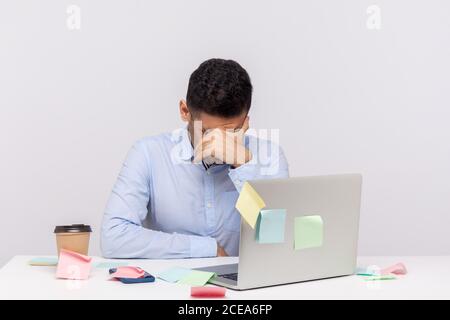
[228,138,289,192]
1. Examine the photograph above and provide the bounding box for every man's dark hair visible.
[186,58,252,118]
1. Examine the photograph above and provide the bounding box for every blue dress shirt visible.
[101,127,289,259]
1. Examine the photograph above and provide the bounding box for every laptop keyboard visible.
[220,273,238,281]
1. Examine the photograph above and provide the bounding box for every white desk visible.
[0,256,449,299]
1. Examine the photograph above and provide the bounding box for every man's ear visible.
[179,99,191,122]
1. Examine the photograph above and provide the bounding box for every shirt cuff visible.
[228,162,259,192]
[189,235,217,258]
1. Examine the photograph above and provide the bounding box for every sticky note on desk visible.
[381,262,407,275]
[110,266,145,279]
[56,249,92,280]
[157,267,192,283]
[191,286,226,298]
[294,215,323,250]
[95,261,129,269]
[235,182,266,229]
[256,209,286,244]
[364,275,397,281]
[178,270,216,286]
[28,257,58,266]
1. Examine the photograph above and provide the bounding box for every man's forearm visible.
[101,216,217,259]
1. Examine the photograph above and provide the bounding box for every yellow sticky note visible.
[235,182,266,228]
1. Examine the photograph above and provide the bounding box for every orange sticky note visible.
[110,266,146,279]
[381,263,407,275]
[56,249,92,280]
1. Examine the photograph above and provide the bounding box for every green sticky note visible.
[95,261,129,269]
[294,215,323,250]
[177,270,216,286]
[28,257,58,266]
[256,209,286,244]
[364,275,397,281]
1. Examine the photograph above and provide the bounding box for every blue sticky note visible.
[355,267,376,276]
[157,267,192,283]
[95,261,129,269]
[255,209,286,244]
[28,257,58,266]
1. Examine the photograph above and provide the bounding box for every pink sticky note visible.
[191,286,226,298]
[381,262,407,275]
[56,249,92,280]
[110,266,145,279]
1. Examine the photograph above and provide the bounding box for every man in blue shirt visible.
[101,59,289,259]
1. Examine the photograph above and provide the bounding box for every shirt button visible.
[207,202,212,208]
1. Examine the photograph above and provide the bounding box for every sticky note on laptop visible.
[235,182,266,229]
[256,209,286,244]
[294,215,323,250]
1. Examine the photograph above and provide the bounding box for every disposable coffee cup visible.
[54,224,92,256]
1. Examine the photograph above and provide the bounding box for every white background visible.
[1,0,449,266]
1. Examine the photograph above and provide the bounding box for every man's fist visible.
[194,116,252,168]
[217,243,228,257]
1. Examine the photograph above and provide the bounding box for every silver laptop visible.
[195,173,363,290]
